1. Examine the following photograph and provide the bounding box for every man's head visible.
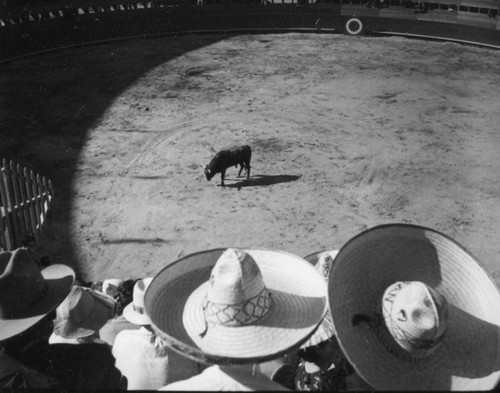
[0,248,75,342]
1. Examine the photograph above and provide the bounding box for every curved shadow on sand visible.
[0,33,228,280]
[224,174,302,189]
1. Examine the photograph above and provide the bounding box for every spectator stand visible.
[0,158,54,251]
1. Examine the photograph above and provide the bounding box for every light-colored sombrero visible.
[123,277,153,326]
[300,250,339,349]
[328,223,500,391]
[145,248,328,365]
[0,248,75,341]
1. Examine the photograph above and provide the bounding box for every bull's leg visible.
[238,163,244,177]
[246,163,251,180]
[220,170,226,187]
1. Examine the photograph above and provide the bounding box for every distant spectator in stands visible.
[112,278,170,390]
[100,279,139,346]
[148,248,328,391]
[0,248,75,389]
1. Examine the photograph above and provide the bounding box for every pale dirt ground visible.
[3,33,500,286]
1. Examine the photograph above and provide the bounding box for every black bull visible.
[204,145,252,186]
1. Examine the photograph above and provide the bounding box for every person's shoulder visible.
[113,328,150,347]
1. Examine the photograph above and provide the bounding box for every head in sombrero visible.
[0,248,75,342]
[144,247,328,365]
[328,223,500,390]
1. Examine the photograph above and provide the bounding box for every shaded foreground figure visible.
[50,285,115,344]
[47,284,126,390]
[0,249,126,390]
[204,145,252,186]
[113,278,171,390]
[328,224,500,390]
[145,248,328,390]
[0,249,75,389]
[100,278,140,346]
[296,250,372,391]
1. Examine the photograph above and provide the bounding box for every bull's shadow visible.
[223,174,301,189]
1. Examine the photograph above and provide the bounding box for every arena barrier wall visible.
[0,158,54,251]
[1,3,499,62]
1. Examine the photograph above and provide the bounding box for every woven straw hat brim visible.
[145,248,327,365]
[0,264,75,341]
[123,303,151,326]
[328,224,500,391]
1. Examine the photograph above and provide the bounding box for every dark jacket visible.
[47,343,127,390]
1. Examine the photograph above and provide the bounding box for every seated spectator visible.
[112,278,170,390]
[145,248,328,391]
[49,285,115,344]
[100,279,140,346]
[327,224,500,390]
[296,250,371,391]
[115,279,137,316]
[256,353,299,390]
[0,248,75,389]
[46,285,126,390]
[47,336,126,390]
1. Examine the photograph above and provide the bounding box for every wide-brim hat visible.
[0,248,75,341]
[53,285,115,339]
[328,223,500,390]
[123,277,153,325]
[145,248,327,365]
[300,250,339,349]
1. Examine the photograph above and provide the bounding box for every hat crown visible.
[0,249,46,318]
[202,248,273,328]
[207,248,265,304]
[133,277,152,309]
[383,281,448,355]
[54,285,115,338]
[55,286,94,325]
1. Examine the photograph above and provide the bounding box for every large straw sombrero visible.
[145,248,328,365]
[328,223,500,391]
[301,250,339,349]
[0,248,75,341]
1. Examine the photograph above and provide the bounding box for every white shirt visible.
[160,364,290,391]
[99,315,139,346]
[112,327,169,390]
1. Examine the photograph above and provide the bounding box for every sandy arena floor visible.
[1,33,499,285]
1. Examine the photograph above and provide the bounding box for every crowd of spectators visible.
[1,224,500,391]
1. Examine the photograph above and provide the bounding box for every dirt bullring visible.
[1,5,500,288]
